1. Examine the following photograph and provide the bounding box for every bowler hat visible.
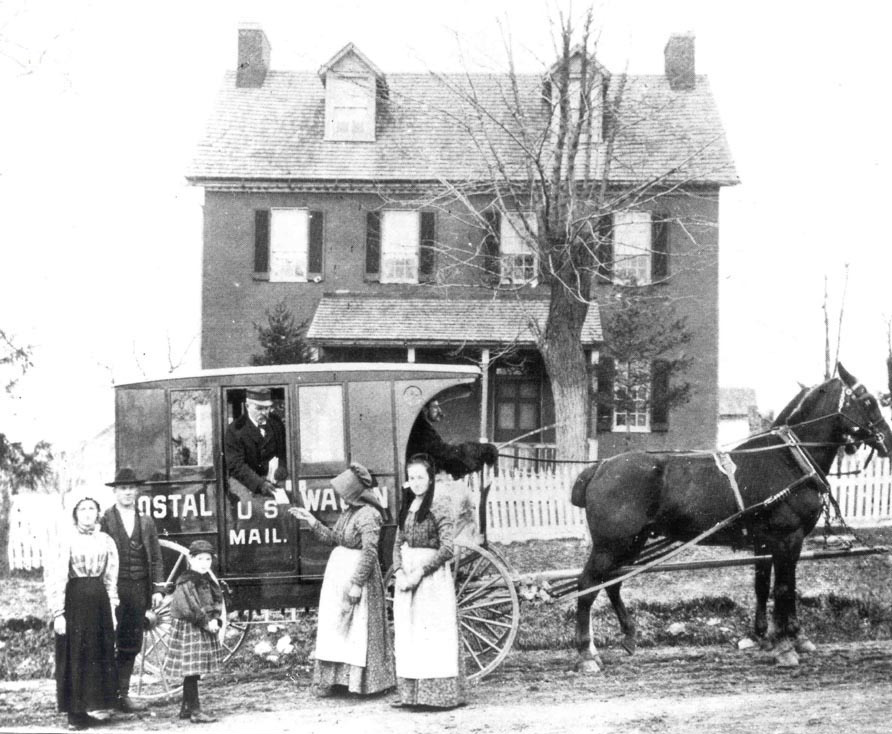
[246,388,273,404]
[106,467,144,487]
[188,539,215,557]
[331,463,375,503]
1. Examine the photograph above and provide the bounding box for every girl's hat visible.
[188,539,215,556]
[330,463,375,503]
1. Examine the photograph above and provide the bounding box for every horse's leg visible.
[574,548,611,673]
[752,535,772,647]
[783,533,816,654]
[605,582,636,654]
[771,529,805,667]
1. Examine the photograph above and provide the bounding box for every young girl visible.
[391,454,466,708]
[161,540,223,723]
[46,497,119,731]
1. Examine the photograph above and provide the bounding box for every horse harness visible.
[565,427,835,603]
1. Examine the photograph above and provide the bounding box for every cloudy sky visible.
[1,0,890,450]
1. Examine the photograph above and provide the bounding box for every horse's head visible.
[836,363,892,457]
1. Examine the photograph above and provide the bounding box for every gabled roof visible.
[545,45,611,79]
[187,69,737,186]
[317,42,385,81]
[306,295,602,347]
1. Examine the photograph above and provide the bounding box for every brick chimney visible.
[664,32,695,90]
[237,24,270,88]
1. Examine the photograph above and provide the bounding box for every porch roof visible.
[306,295,602,348]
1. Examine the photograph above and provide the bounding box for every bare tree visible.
[377,9,725,457]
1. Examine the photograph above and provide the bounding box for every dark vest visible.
[120,513,149,580]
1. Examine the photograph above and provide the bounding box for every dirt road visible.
[3,641,891,733]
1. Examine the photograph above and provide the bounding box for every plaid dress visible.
[161,571,224,679]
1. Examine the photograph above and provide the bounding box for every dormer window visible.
[326,75,375,141]
[319,43,385,143]
[546,48,608,144]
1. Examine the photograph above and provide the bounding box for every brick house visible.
[187,26,737,458]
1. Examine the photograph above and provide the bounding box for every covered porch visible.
[306,294,603,463]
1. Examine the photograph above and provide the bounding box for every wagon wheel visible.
[131,539,251,700]
[384,540,520,681]
[453,540,519,680]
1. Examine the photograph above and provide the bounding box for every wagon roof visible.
[114,361,481,389]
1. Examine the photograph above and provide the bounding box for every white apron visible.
[393,545,459,679]
[314,547,369,667]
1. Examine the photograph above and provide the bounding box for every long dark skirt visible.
[54,577,118,713]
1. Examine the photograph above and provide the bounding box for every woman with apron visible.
[45,497,120,730]
[391,453,466,709]
[290,463,395,696]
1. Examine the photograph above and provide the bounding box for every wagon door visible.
[220,385,297,576]
[292,382,350,577]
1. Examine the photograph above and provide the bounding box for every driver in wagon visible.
[223,388,288,501]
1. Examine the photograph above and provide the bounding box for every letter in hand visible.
[53,615,66,636]
[260,481,278,498]
[288,507,316,527]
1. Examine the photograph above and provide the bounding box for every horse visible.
[570,363,892,671]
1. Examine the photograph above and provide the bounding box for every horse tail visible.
[570,463,600,508]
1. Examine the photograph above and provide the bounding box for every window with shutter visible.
[269,209,309,282]
[499,212,539,285]
[595,357,615,432]
[380,211,420,284]
[612,211,652,286]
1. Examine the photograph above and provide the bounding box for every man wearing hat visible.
[99,467,166,713]
[223,388,287,499]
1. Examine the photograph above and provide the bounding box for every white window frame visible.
[613,359,651,433]
[612,210,652,286]
[380,211,419,284]
[499,212,539,285]
[269,208,309,283]
[325,74,374,141]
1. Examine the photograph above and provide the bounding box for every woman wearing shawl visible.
[290,463,395,696]
[45,497,120,730]
[391,454,466,709]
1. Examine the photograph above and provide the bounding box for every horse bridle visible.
[837,379,889,454]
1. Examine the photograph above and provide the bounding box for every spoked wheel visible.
[131,539,251,700]
[453,540,519,680]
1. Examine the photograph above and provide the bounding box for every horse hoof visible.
[774,642,799,667]
[621,637,637,655]
[794,636,816,654]
[576,657,603,674]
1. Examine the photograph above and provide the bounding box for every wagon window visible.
[298,384,345,465]
[170,389,214,477]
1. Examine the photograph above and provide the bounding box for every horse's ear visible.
[837,362,856,387]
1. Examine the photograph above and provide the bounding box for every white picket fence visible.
[7,493,64,571]
[8,454,892,570]
[481,452,892,542]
